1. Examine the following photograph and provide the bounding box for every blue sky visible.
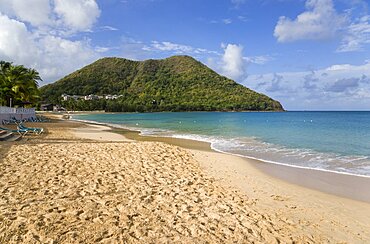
[0,0,370,110]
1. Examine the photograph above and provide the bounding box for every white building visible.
[61,94,83,101]
[84,94,99,100]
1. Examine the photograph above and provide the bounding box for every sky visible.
[0,0,370,110]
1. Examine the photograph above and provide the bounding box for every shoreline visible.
[2,116,369,242]
[70,117,370,179]
[69,118,370,242]
[71,117,370,203]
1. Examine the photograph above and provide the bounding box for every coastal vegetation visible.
[40,56,284,112]
[0,61,41,107]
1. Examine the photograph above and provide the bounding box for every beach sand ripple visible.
[0,138,328,243]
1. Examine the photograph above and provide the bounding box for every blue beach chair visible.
[0,126,29,136]
[17,123,44,135]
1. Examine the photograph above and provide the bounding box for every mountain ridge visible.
[40,55,284,112]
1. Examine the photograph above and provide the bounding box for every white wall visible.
[0,106,36,122]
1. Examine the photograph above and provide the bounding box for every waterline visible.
[72,111,370,177]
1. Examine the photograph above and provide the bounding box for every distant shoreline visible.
[40,110,286,115]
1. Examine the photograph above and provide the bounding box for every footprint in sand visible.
[271,195,289,201]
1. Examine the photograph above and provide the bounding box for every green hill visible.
[40,56,284,112]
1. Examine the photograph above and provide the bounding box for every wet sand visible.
[0,118,369,243]
[254,160,370,203]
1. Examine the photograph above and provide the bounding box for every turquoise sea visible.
[73,112,370,177]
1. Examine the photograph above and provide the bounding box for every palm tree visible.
[0,61,41,107]
[0,61,12,106]
[22,68,41,106]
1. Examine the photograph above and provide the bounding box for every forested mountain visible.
[40,56,284,112]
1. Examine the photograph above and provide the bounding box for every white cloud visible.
[238,15,248,22]
[325,61,370,73]
[0,0,100,33]
[244,61,370,110]
[37,36,97,80]
[0,0,51,26]
[222,44,246,80]
[244,55,274,65]
[149,41,194,53]
[100,25,119,31]
[209,18,234,25]
[274,0,346,42]
[0,14,39,65]
[143,41,219,56]
[337,15,370,52]
[0,13,97,82]
[0,1,101,84]
[222,19,232,24]
[326,64,355,71]
[54,0,101,32]
[273,0,370,52]
[95,46,111,53]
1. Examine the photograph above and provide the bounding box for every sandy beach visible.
[1,118,370,243]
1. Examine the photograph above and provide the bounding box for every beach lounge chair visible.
[36,116,50,122]
[0,126,28,136]
[17,123,44,135]
[2,117,26,125]
[10,117,22,124]
[26,116,50,123]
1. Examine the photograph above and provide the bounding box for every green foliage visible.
[0,61,41,107]
[40,56,284,112]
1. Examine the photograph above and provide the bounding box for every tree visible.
[0,61,12,106]
[0,61,41,107]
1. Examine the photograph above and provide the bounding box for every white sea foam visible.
[168,133,370,177]
[71,118,142,132]
[210,137,370,178]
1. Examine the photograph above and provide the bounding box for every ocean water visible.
[73,111,370,177]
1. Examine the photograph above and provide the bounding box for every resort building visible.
[61,94,122,101]
[61,94,83,101]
